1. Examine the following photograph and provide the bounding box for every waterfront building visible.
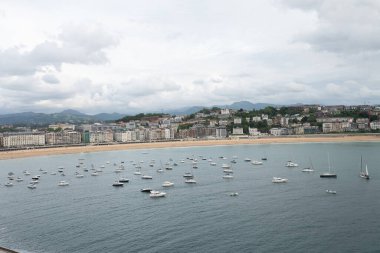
[46,131,81,145]
[0,132,45,148]
[270,128,289,136]
[232,127,244,135]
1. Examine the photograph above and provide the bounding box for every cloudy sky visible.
[1,0,380,114]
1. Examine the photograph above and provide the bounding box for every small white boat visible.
[229,192,239,196]
[76,174,84,178]
[272,177,288,183]
[141,175,153,179]
[118,177,129,183]
[30,180,39,184]
[162,181,174,187]
[180,160,185,163]
[112,181,124,187]
[4,182,13,187]
[183,172,194,178]
[114,169,122,173]
[141,188,152,192]
[27,184,37,189]
[221,164,230,169]
[326,190,337,194]
[185,179,197,184]
[15,177,24,182]
[210,162,217,166]
[223,174,234,179]
[223,169,233,173]
[91,172,99,176]
[244,158,251,162]
[302,158,315,172]
[285,161,298,167]
[156,168,164,173]
[251,160,263,165]
[134,171,142,175]
[50,172,57,175]
[23,170,31,176]
[58,181,69,186]
[150,190,166,198]
[165,166,173,170]
[359,157,370,180]
[32,175,41,180]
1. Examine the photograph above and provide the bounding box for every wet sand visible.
[1,134,380,160]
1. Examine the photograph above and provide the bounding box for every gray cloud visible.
[42,74,60,84]
[284,0,380,54]
[0,23,118,77]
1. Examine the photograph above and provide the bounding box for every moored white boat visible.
[150,190,166,198]
[27,184,37,189]
[162,181,174,187]
[285,161,298,167]
[4,182,13,187]
[141,175,153,179]
[185,178,197,184]
[223,174,234,179]
[221,164,230,169]
[141,188,152,192]
[272,177,288,183]
[251,160,263,165]
[118,177,129,183]
[326,190,337,194]
[58,181,69,186]
[112,181,124,187]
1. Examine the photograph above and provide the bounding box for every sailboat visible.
[359,156,370,180]
[320,153,337,178]
[302,158,315,172]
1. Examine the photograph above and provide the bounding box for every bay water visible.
[1,142,380,252]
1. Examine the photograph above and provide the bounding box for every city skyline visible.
[1,0,380,114]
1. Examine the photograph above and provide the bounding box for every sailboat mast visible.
[361,156,363,172]
[327,153,331,172]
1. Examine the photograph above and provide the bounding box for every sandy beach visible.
[1,134,380,160]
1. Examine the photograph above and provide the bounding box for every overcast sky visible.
[1,0,380,114]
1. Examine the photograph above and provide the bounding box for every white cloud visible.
[1,0,380,114]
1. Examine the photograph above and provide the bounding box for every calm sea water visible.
[1,142,380,253]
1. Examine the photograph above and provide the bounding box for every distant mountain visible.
[166,101,274,115]
[0,110,126,125]
[0,101,274,125]
[227,101,273,110]
[94,113,126,121]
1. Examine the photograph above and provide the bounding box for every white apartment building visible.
[248,127,260,136]
[46,131,81,145]
[216,127,227,138]
[114,131,135,142]
[232,127,244,135]
[234,118,242,124]
[48,124,75,131]
[270,128,288,136]
[89,131,114,143]
[252,116,261,122]
[0,133,46,147]
[220,108,230,115]
[370,121,380,130]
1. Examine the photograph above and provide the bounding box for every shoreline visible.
[1,134,380,160]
